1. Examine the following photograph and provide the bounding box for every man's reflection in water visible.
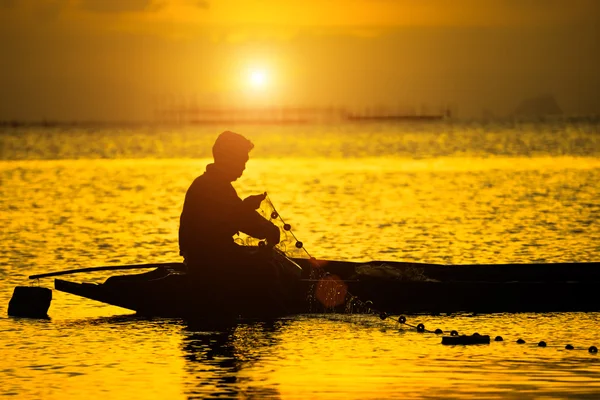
[182,320,285,399]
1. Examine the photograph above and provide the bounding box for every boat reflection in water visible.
[181,320,284,398]
[57,314,287,398]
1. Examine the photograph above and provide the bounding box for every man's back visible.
[179,164,242,260]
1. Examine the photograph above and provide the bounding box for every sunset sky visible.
[1,0,599,120]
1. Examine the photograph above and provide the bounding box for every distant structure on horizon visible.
[152,104,452,125]
[154,106,342,125]
[345,107,451,122]
[513,94,563,117]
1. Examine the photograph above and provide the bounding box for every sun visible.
[248,69,268,89]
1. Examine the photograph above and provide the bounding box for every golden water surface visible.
[1,122,599,398]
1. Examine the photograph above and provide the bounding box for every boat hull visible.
[53,259,600,316]
[349,280,600,314]
[55,271,307,319]
[55,253,307,319]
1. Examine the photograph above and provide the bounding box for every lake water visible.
[1,121,599,398]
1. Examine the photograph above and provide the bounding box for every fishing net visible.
[235,196,379,315]
[234,196,309,260]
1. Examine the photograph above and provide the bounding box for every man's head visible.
[212,131,254,181]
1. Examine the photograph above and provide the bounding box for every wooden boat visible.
[49,258,600,318]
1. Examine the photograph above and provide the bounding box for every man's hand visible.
[266,223,280,246]
[243,192,267,210]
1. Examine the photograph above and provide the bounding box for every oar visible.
[28,262,184,280]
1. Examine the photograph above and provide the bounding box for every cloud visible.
[79,0,164,13]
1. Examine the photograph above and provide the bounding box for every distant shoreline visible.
[1,114,599,128]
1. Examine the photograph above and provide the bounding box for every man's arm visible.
[238,210,280,245]
[185,180,279,245]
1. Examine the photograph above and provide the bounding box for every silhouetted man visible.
[179,131,280,278]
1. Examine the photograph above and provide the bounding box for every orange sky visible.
[1,0,599,120]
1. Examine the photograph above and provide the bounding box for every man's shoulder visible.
[191,173,208,185]
[187,173,211,194]
[187,173,237,195]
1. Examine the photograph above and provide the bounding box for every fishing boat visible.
[11,253,599,320]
